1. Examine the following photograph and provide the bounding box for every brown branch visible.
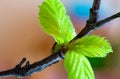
[95,12,120,29]
[0,0,120,78]
[0,50,64,78]
[73,0,101,40]
[88,0,100,22]
[73,12,120,40]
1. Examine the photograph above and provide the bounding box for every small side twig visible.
[95,12,120,29]
[0,0,120,78]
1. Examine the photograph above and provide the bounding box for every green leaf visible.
[64,51,94,79]
[67,35,113,57]
[39,0,76,44]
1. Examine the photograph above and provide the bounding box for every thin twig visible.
[73,0,101,40]
[95,12,120,29]
[88,0,100,22]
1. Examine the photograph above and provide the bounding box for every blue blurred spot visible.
[73,4,91,19]
[67,1,107,20]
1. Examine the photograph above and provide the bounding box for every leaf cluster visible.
[39,0,113,79]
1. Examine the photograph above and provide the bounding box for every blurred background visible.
[0,0,120,79]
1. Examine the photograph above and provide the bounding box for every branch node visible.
[13,58,31,78]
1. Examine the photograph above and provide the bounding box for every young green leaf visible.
[64,51,94,79]
[67,35,113,57]
[39,0,76,44]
